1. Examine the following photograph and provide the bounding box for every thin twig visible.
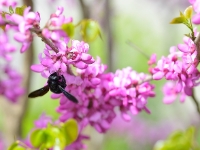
[30,28,59,53]
[104,0,113,72]
[3,20,59,53]
[79,0,90,18]
[126,40,150,60]
[191,89,200,115]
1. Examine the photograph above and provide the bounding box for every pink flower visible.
[1,0,17,7]
[42,7,72,43]
[0,32,16,61]
[0,65,25,102]
[148,53,157,65]
[31,40,94,77]
[189,0,200,24]
[178,37,196,53]
[34,113,53,128]
[152,38,200,104]
[163,81,186,104]
[55,60,154,133]
[11,7,40,53]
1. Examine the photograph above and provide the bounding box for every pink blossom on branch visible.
[54,58,155,133]
[10,6,40,53]
[31,40,94,77]
[151,35,200,104]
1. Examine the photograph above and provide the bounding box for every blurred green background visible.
[2,0,200,150]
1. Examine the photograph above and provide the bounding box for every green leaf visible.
[9,6,14,14]
[170,17,187,24]
[8,142,19,150]
[30,129,46,148]
[184,6,193,19]
[45,126,66,149]
[61,23,75,38]
[15,5,27,16]
[8,142,26,150]
[179,11,184,17]
[154,127,196,150]
[61,119,78,145]
[80,19,102,42]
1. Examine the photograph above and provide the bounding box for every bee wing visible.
[58,85,78,103]
[28,85,49,98]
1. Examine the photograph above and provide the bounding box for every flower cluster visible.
[31,40,94,77]
[7,7,155,147]
[42,6,72,41]
[10,6,40,53]
[151,35,200,103]
[0,65,25,102]
[54,59,155,133]
[0,4,25,102]
[0,32,16,61]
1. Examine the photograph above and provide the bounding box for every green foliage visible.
[9,119,78,150]
[8,141,26,150]
[60,119,79,145]
[170,6,193,24]
[0,5,27,31]
[61,23,75,38]
[15,5,27,16]
[61,19,102,42]
[9,6,14,14]
[170,6,195,40]
[79,19,102,42]
[154,126,200,150]
[30,119,78,149]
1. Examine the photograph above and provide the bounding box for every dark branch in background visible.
[191,89,200,115]
[192,33,200,116]
[16,0,34,137]
[79,0,114,72]
[79,0,90,18]
[195,33,200,60]
[104,0,113,72]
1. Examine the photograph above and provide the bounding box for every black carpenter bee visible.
[28,72,78,103]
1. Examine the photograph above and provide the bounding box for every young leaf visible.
[30,129,46,148]
[170,17,187,24]
[184,6,193,19]
[45,126,66,149]
[15,5,27,16]
[61,23,75,38]
[8,142,19,150]
[81,19,102,42]
[8,142,26,150]
[61,119,78,145]
[180,11,184,17]
[9,6,14,14]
